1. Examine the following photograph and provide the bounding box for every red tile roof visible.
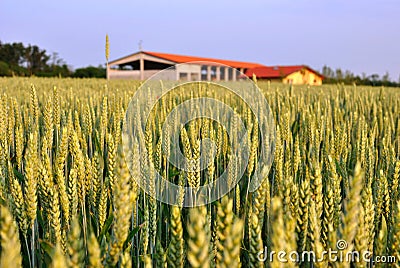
[244,65,323,78]
[143,51,265,69]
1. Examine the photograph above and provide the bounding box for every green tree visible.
[0,40,72,77]
[73,65,106,78]
[335,68,343,80]
[0,61,11,76]
[24,45,50,75]
[0,42,25,66]
[382,72,390,82]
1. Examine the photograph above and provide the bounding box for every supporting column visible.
[140,54,144,80]
[216,66,221,81]
[187,72,191,81]
[239,68,244,74]
[224,67,229,81]
[232,68,237,81]
[207,66,211,81]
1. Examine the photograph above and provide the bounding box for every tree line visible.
[321,65,399,87]
[0,41,105,78]
[1,40,399,86]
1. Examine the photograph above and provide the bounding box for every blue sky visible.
[1,0,399,80]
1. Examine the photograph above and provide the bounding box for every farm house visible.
[107,51,323,85]
[107,51,264,81]
[244,65,324,85]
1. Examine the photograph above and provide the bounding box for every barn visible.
[107,51,323,85]
[107,51,264,81]
[244,65,324,85]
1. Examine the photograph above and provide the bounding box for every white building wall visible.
[109,69,176,80]
[176,64,202,80]
[108,62,240,81]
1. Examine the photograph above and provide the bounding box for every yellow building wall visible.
[282,69,323,85]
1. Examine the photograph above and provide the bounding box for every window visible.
[179,72,188,80]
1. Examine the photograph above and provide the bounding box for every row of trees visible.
[0,41,105,78]
[321,65,399,87]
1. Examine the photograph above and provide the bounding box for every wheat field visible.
[0,77,399,267]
